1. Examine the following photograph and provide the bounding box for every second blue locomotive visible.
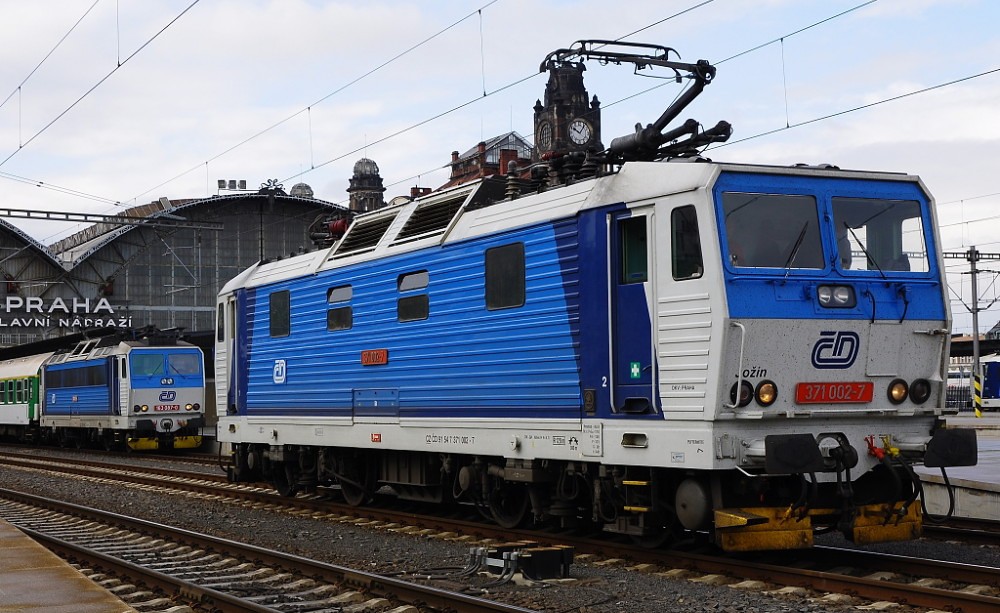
[0,330,205,451]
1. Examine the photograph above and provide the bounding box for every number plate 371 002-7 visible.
[795,382,874,404]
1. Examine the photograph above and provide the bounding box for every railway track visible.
[4,448,1000,611]
[0,488,537,613]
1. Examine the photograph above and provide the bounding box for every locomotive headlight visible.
[185,403,193,411]
[910,378,931,404]
[888,379,909,404]
[730,380,754,407]
[193,403,201,411]
[141,404,149,412]
[755,380,778,406]
[133,404,140,412]
[817,285,856,308]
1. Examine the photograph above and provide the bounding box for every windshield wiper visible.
[844,222,886,280]
[783,222,809,271]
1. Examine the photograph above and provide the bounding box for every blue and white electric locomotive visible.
[216,41,976,551]
[0,331,206,451]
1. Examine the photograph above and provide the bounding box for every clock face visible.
[569,118,592,145]
[537,122,552,151]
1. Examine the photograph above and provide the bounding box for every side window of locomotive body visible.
[270,290,290,337]
[216,304,224,342]
[672,205,703,280]
[620,217,648,283]
[722,193,824,269]
[398,271,429,322]
[832,198,927,273]
[327,285,353,331]
[486,242,526,310]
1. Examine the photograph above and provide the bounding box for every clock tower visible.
[533,59,602,157]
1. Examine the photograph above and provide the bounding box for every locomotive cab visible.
[624,166,980,550]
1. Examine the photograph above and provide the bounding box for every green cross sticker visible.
[630,362,641,379]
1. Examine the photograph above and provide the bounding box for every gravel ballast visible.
[2,446,997,612]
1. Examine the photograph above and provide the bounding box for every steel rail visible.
[6,451,1000,611]
[0,488,537,613]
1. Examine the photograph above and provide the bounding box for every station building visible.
[0,181,353,347]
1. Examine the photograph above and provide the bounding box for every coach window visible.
[398,270,429,322]
[486,242,525,310]
[270,290,290,337]
[15,380,23,403]
[327,284,353,331]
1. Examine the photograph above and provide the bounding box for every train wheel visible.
[489,482,530,529]
[265,459,298,497]
[339,456,376,507]
[340,481,369,506]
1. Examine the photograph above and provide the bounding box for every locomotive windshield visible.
[833,197,927,273]
[130,351,202,377]
[721,192,927,273]
[168,353,201,375]
[131,353,164,375]
[723,193,825,269]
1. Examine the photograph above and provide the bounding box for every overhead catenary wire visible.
[0,0,896,215]
[289,0,855,190]
[0,0,101,114]
[130,0,501,206]
[0,0,202,171]
[4,0,998,270]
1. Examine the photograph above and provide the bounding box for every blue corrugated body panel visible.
[714,171,946,321]
[43,358,113,416]
[242,220,582,419]
[44,386,110,415]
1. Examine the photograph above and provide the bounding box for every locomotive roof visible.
[224,159,925,292]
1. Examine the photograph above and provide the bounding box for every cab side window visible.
[672,205,703,280]
[619,218,648,284]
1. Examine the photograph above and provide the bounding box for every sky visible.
[0,0,997,334]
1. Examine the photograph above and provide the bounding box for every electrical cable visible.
[6,0,996,265]
[1,0,884,218]
[130,0,500,205]
[0,0,101,112]
[0,1,202,169]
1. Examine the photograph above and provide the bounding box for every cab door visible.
[610,210,657,414]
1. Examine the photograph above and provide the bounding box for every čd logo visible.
[811,331,860,369]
